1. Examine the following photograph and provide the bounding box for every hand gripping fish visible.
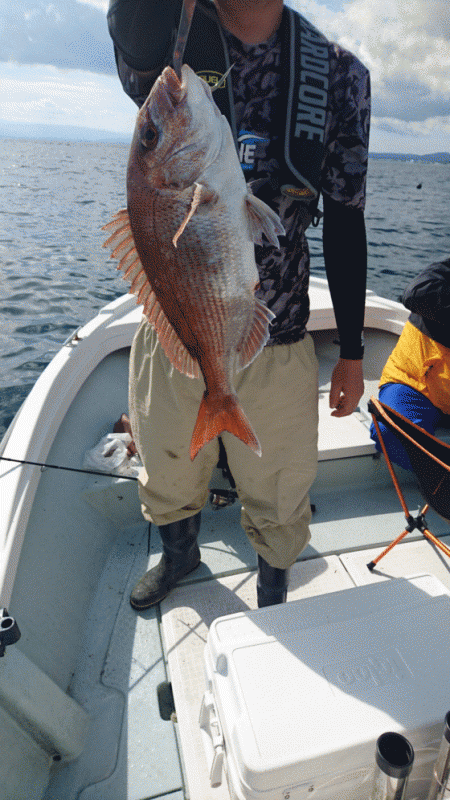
[103,64,284,460]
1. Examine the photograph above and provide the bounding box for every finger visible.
[331,401,348,417]
[331,404,352,417]
[329,383,342,409]
[330,391,358,417]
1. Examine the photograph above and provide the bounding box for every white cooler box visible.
[199,575,450,800]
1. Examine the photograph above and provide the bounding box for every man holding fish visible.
[106,0,370,609]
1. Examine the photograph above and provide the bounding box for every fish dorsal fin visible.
[102,210,200,379]
[236,297,275,371]
[172,182,218,247]
[245,193,285,247]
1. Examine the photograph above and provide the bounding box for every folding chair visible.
[367,396,450,570]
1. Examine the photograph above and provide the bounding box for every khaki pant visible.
[129,319,319,569]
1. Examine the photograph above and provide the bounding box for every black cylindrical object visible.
[370,732,415,800]
[427,712,450,800]
[0,608,21,656]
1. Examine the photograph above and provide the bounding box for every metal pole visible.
[370,732,414,800]
[427,712,450,800]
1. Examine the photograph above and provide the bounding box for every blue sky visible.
[1,0,449,152]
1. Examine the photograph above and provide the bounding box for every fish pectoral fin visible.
[245,193,285,247]
[236,298,276,371]
[102,210,200,379]
[172,182,218,247]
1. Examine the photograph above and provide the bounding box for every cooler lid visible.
[205,575,450,792]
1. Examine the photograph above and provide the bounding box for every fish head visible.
[130,64,224,189]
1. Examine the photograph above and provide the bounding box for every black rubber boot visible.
[256,554,290,608]
[130,512,201,610]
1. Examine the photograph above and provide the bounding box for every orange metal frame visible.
[368,397,450,570]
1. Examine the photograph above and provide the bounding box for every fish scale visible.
[103,63,284,460]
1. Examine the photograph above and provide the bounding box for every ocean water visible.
[0,138,449,437]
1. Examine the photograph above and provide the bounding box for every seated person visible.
[370,258,450,470]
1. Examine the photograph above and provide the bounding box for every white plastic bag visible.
[83,433,142,478]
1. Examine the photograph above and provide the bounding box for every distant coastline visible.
[370,152,450,163]
[0,121,450,163]
[0,120,131,145]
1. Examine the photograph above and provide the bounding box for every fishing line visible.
[0,455,139,481]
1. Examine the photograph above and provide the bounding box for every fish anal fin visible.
[236,298,275,371]
[245,193,285,247]
[102,210,200,379]
[172,182,218,247]
[190,393,261,460]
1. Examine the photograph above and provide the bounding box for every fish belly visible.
[153,199,266,459]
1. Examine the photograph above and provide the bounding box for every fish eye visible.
[139,126,158,151]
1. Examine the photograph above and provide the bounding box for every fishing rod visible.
[1,428,238,500]
[0,455,239,505]
[0,455,139,481]
[172,0,197,79]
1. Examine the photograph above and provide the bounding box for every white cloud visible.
[0,0,115,74]
[369,122,450,154]
[337,1,450,115]
[4,0,449,123]
[0,62,136,133]
[373,114,450,138]
[290,0,450,122]
[77,0,108,9]
[1,0,449,152]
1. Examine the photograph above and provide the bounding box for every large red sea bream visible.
[103,64,284,460]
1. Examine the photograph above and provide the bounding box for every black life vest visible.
[108,0,330,208]
[182,0,330,202]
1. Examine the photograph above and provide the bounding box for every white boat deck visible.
[3,285,450,800]
[37,327,450,800]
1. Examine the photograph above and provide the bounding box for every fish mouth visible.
[157,66,186,112]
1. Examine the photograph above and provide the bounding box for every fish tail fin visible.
[190,393,261,460]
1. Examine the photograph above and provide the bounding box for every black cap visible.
[375,732,414,779]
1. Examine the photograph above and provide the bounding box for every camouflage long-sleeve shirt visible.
[226,28,370,344]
